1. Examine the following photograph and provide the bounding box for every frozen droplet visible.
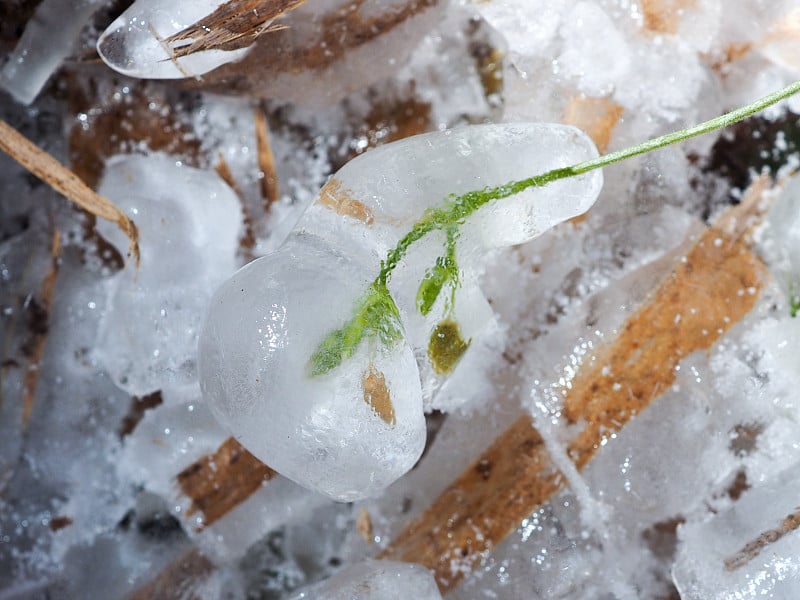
[97,0,253,79]
[199,233,425,502]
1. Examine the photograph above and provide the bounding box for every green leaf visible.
[416,264,449,316]
[308,283,403,377]
[428,319,471,375]
[308,318,363,376]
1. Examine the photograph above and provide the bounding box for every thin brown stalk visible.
[254,107,280,209]
[165,0,307,59]
[0,119,140,267]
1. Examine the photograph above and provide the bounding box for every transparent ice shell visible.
[198,234,426,502]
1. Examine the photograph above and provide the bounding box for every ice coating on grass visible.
[303,123,602,250]
[97,0,253,79]
[199,123,601,500]
[199,233,426,502]
[95,154,241,395]
[288,559,442,599]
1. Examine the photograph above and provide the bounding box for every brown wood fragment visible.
[48,515,73,532]
[357,507,374,543]
[318,178,374,224]
[128,547,215,600]
[0,119,139,266]
[22,229,61,426]
[641,0,696,34]
[176,437,277,530]
[254,108,280,209]
[165,0,307,59]
[724,507,800,571]
[381,198,768,592]
[118,391,164,438]
[563,95,624,154]
[214,152,256,256]
[363,366,396,426]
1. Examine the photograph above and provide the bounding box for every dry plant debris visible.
[254,107,280,208]
[22,228,62,426]
[380,192,769,592]
[165,0,307,59]
[724,507,800,571]
[0,119,140,266]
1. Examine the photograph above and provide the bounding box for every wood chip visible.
[176,437,277,530]
[641,0,696,34]
[22,229,62,426]
[357,507,374,543]
[118,391,164,438]
[0,119,140,267]
[318,178,374,224]
[380,196,768,592]
[563,95,624,154]
[254,107,280,209]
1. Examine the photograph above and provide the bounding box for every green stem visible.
[376,80,800,287]
[310,80,800,375]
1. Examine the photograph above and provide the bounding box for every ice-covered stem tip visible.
[309,80,800,376]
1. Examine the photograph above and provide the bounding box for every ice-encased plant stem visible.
[309,79,800,377]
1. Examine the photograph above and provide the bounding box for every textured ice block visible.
[95,154,241,395]
[199,233,426,502]
[288,560,442,599]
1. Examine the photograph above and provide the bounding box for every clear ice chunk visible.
[301,123,601,250]
[199,233,426,502]
[96,0,253,79]
[288,559,442,600]
[199,123,601,500]
[95,154,241,395]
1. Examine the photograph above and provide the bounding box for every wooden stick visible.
[380,195,769,592]
[0,119,140,266]
[176,437,276,530]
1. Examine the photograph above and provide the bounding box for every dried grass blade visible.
[0,119,140,267]
[166,0,307,59]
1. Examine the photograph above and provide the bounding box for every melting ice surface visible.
[199,123,602,501]
[97,0,254,79]
[95,154,241,396]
